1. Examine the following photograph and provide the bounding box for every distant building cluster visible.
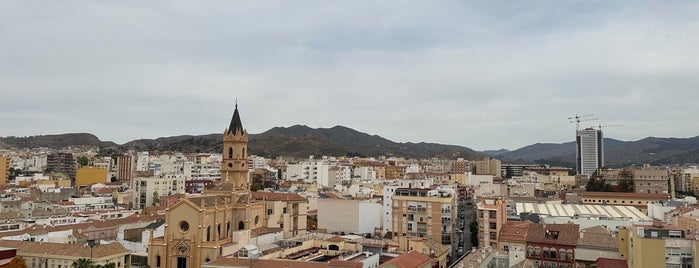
[0,107,698,268]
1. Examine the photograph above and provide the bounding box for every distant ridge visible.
[0,126,481,160]
[3,129,699,165]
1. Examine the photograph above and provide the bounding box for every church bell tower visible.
[221,103,249,191]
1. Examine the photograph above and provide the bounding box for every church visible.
[148,105,266,268]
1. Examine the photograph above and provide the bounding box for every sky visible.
[1,1,699,151]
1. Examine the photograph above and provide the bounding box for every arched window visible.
[238,221,245,230]
[217,224,221,240]
[242,147,246,157]
[559,249,566,261]
[227,221,231,237]
[329,244,340,251]
[534,247,541,258]
[156,255,161,267]
[207,226,211,241]
[527,246,534,257]
[228,147,233,159]
[567,249,574,261]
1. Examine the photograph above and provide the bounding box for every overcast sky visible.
[2,1,699,151]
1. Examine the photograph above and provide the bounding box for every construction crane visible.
[595,124,623,131]
[568,114,598,132]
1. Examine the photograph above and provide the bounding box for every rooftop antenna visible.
[568,114,598,132]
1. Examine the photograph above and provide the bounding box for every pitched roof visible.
[251,191,307,202]
[596,258,628,268]
[578,226,618,249]
[526,223,580,246]
[0,240,129,259]
[227,104,244,135]
[379,251,432,268]
[498,221,530,243]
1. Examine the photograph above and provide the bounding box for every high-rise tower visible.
[576,128,604,175]
[221,104,249,190]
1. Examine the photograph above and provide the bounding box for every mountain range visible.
[2,126,699,167]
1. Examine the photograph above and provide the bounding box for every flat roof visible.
[515,203,651,221]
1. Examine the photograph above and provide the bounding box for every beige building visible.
[581,191,670,213]
[476,197,507,248]
[391,187,457,249]
[632,165,672,195]
[471,157,501,177]
[0,156,8,186]
[0,240,130,268]
[620,220,699,268]
[148,105,266,268]
[251,191,308,238]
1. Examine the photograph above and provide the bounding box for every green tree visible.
[618,169,634,192]
[152,191,160,206]
[585,177,613,192]
[469,220,479,248]
[77,156,89,166]
[71,258,93,268]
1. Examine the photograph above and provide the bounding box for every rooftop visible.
[515,202,650,221]
[526,223,580,246]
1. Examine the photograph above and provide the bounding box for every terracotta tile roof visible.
[379,251,432,268]
[0,214,162,237]
[251,191,307,202]
[498,221,530,243]
[526,223,579,246]
[250,227,282,237]
[328,260,364,268]
[326,235,345,242]
[578,226,618,249]
[0,240,129,259]
[596,258,628,268]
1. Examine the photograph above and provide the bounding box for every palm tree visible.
[71,258,93,268]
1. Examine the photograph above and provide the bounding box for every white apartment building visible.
[132,177,185,209]
[576,128,603,175]
[285,159,350,186]
[353,166,377,182]
[318,198,382,235]
[136,151,149,171]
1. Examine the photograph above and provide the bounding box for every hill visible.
[499,136,699,167]
[0,126,482,160]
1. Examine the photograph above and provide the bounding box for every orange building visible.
[75,167,109,186]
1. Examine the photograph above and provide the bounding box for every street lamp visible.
[87,239,96,261]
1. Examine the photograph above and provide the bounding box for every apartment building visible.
[620,220,698,268]
[133,177,185,209]
[525,223,580,268]
[471,157,502,177]
[632,165,672,195]
[46,152,75,178]
[392,187,457,248]
[476,197,507,248]
[251,191,308,238]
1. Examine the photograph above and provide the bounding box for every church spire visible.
[228,102,244,135]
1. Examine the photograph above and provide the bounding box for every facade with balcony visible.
[391,187,457,251]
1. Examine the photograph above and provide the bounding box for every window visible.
[228,147,233,159]
[156,255,161,267]
[207,226,211,241]
[267,208,274,215]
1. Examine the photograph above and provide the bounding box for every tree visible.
[469,220,478,248]
[77,156,89,166]
[71,258,93,268]
[152,191,160,206]
[585,177,613,192]
[618,169,634,192]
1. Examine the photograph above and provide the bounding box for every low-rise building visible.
[251,191,308,238]
[525,223,579,268]
[0,240,130,268]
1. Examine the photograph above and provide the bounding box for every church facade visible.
[148,105,266,268]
